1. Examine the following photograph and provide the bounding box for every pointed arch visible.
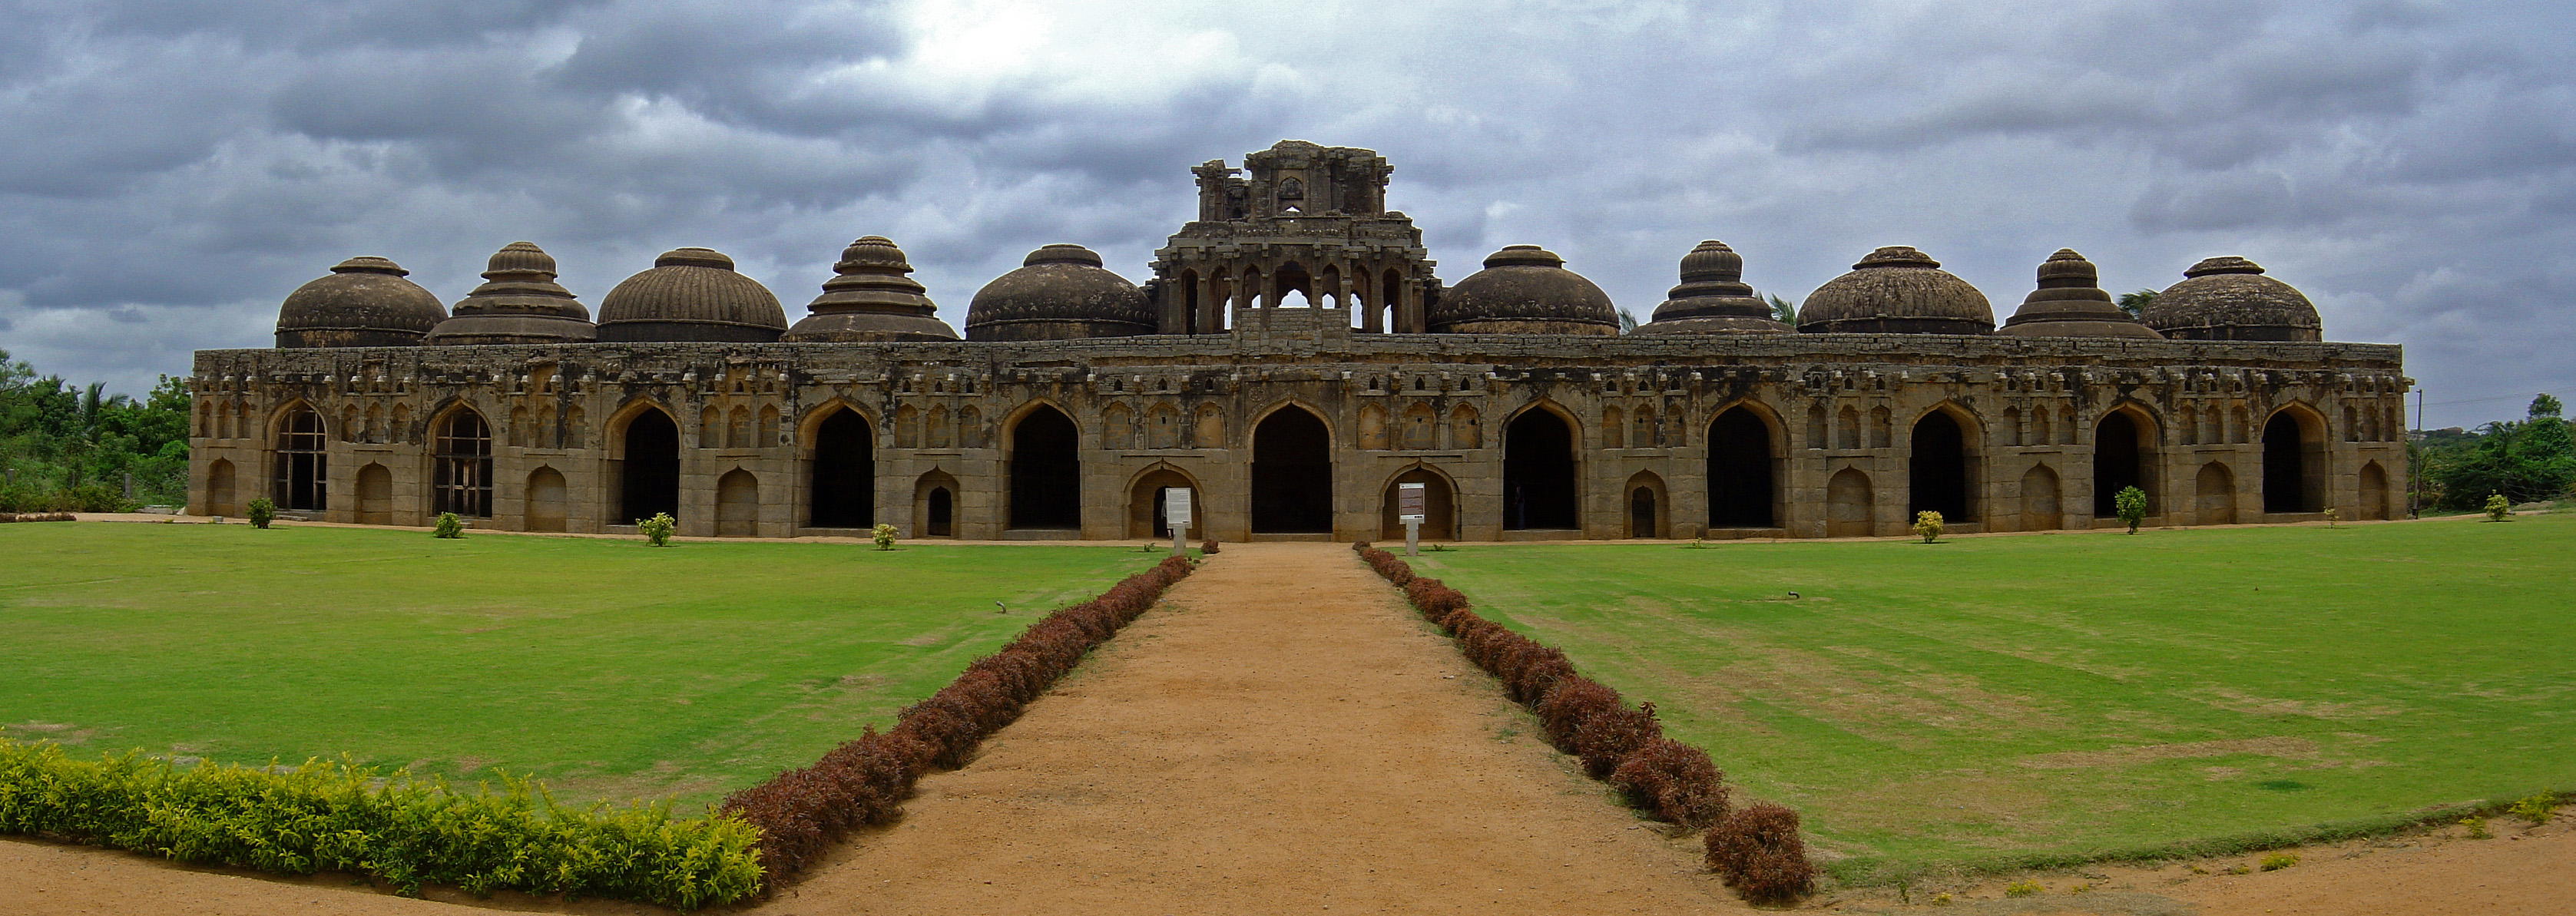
[914,468,961,537]
[1192,402,1226,448]
[716,468,759,537]
[2020,463,2061,531]
[1601,405,1626,449]
[2359,461,2391,521]
[611,400,681,524]
[1502,402,1580,530]
[1381,463,1459,540]
[432,405,494,518]
[1625,470,1667,538]
[270,400,328,511]
[1826,468,1873,537]
[2093,402,2160,517]
[1125,462,1201,538]
[2195,461,2237,525]
[2263,403,2328,513]
[204,458,238,518]
[1252,402,1333,533]
[1102,402,1136,450]
[1401,402,1438,449]
[1908,403,1980,522]
[525,465,568,532]
[1007,402,1081,530]
[808,405,875,528]
[1707,402,1782,527]
[1358,402,1388,450]
[356,462,392,525]
[1445,402,1482,450]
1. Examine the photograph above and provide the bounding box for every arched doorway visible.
[810,408,874,527]
[717,469,758,537]
[2195,461,2236,525]
[618,408,680,524]
[2021,464,2061,531]
[526,467,568,532]
[1129,467,1197,537]
[1909,410,1972,522]
[1826,468,1873,537]
[2262,409,2324,513]
[2359,461,2390,520]
[273,406,328,511]
[205,459,237,517]
[1252,406,1333,532]
[1503,408,1578,530]
[1626,471,1666,538]
[356,463,392,525]
[914,470,960,538]
[1706,406,1775,527]
[434,409,493,518]
[1379,467,1457,540]
[1009,405,1081,529]
[2093,409,2153,518]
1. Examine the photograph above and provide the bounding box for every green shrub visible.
[2486,492,2511,521]
[2004,878,2041,896]
[2260,852,2298,871]
[637,512,675,547]
[247,497,275,529]
[432,512,465,539]
[871,522,898,551]
[2114,486,2147,534]
[1912,510,1944,544]
[0,739,760,908]
[2462,815,2492,838]
[2508,792,2557,824]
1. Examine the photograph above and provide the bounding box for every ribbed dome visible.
[1428,245,1617,335]
[964,243,1154,342]
[1996,249,2161,339]
[1797,246,1993,335]
[783,236,958,342]
[1634,240,1792,335]
[425,242,597,346]
[276,256,446,348]
[2144,256,2322,342]
[595,247,786,343]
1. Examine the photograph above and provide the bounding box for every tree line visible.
[0,349,190,512]
[2417,393,2575,511]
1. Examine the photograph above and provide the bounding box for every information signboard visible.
[1397,482,1425,521]
[1164,488,1194,527]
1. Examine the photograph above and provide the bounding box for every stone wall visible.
[188,303,2409,541]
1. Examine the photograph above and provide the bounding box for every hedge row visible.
[0,743,762,909]
[1351,541,1816,904]
[719,554,1195,882]
[0,512,77,522]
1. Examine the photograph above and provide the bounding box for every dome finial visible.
[783,236,959,342]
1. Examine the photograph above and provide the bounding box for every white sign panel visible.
[1398,482,1425,521]
[1164,488,1194,527]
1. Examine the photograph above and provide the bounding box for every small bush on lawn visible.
[247,497,275,529]
[0,740,760,908]
[1611,738,1730,828]
[637,512,676,546]
[2486,492,2511,521]
[2260,852,2298,871]
[1913,510,1943,543]
[2114,485,2148,534]
[1704,803,1816,904]
[2508,792,2558,824]
[432,512,465,538]
[871,523,898,550]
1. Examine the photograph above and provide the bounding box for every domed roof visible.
[2143,256,2322,342]
[276,256,446,348]
[783,236,958,342]
[1428,245,1617,335]
[1996,249,2161,339]
[1634,240,1791,335]
[964,244,1154,342]
[594,247,786,343]
[425,242,597,346]
[1798,246,1993,335]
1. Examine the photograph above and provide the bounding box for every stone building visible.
[187,141,2411,541]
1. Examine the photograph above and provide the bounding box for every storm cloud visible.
[1,0,2566,426]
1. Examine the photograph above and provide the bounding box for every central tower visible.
[1149,141,1439,334]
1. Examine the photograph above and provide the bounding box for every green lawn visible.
[1409,515,2576,878]
[0,523,1162,809]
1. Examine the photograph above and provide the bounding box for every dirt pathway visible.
[737,541,1742,914]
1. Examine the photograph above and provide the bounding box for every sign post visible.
[1397,482,1426,557]
[1163,487,1193,557]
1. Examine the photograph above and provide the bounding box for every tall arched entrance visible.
[914,470,961,538]
[273,406,328,511]
[1252,407,1332,533]
[1379,468,1456,540]
[1503,408,1578,530]
[1009,405,1081,529]
[1909,410,1972,521]
[2263,409,2324,513]
[2093,410,2152,518]
[2359,461,2390,520]
[1706,406,1775,527]
[434,409,492,518]
[810,408,874,527]
[618,408,680,524]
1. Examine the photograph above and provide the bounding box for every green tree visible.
[1617,308,1641,333]
[2114,485,2148,534]
[1,350,190,511]
[2116,289,2157,319]
[1766,293,1798,325]
[2427,394,2576,509]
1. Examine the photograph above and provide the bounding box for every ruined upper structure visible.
[1149,141,1439,334]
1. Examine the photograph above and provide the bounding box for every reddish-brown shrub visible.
[1704,803,1816,904]
[1498,643,1575,704]
[1572,701,1662,779]
[1533,678,1621,752]
[1611,738,1730,828]
[1200,537,1220,554]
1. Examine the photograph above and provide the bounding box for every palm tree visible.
[1766,293,1798,325]
[2116,289,2157,320]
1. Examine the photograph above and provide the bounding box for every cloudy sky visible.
[1,0,2567,428]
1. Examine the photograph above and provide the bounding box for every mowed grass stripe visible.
[1409,515,2576,875]
[0,523,1161,809]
